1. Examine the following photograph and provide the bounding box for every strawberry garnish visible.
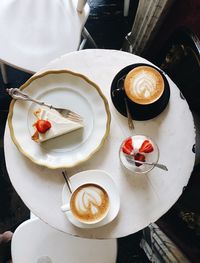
[122,137,134,155]
[35,119,51,133]
[139,140,154,153]
[134,153,145,167]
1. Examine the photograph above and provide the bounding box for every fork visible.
[6,88,83,123]
[125,153,168,171]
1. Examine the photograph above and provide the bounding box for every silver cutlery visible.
[112,76,135,130]
[62,170,73,193]
[6,88,83,123]
[124,97,134,130]
[125,154,168,171]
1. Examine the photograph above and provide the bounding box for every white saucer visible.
[61,170,120,229]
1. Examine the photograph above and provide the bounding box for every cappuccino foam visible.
[70,183,109,223]
[124,66,164,105]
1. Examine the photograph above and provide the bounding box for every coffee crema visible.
[124,66,164,105]
[70,183,109,224]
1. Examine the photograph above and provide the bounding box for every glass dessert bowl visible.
[119,135,159,174]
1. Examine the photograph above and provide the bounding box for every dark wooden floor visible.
[0,1,150,262]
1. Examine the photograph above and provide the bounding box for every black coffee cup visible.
[110,63,170,120]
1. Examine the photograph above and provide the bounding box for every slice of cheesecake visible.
[32,108,84,142]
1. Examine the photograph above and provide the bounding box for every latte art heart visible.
[70,183,109,223]
[77,189,104,214]
[124,66,164,105]
[133,72,157,99]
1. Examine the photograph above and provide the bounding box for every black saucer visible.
[110,63,170,121]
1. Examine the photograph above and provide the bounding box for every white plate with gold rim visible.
[8,70,111,169]
[61,170,120,229]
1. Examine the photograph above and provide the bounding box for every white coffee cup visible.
[61,183,110,225]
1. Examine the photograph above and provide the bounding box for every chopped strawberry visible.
[35,119,51,133]
[122,137,134,155]
[139,140,154,153]
[134,153,145,167]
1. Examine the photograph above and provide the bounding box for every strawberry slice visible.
[122,137,134,155]
[134,153,145,167]
[35,119,51,133]
[139,140,154,153]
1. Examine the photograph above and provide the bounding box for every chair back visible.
[0,0,90,72]
[77,0,87,12]
[155,27,200,114]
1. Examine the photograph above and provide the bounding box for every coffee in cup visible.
[124,65,164,105]
[110,63,170,120]
[62,183,110,224]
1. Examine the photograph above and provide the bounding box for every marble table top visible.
[4,49,195,238]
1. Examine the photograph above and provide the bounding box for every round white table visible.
[4,49,195,239]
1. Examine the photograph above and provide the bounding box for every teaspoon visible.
[62,170,72,193]
[125,154,168,171]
